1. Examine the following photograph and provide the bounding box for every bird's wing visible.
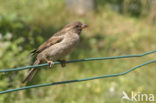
[31,36,64,55]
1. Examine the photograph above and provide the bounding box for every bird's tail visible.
[22,59,40,84]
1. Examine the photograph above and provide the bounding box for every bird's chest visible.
[60,34,80,53]
[48,34,79,60]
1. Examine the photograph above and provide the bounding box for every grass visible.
[0,0,156,103]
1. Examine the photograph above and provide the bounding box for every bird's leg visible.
[44,58,54,68]
[58,60,66,67]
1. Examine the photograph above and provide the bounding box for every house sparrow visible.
[23,21,87,83]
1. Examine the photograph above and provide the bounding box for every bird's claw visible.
[58,60,66,67]
[47,61,54,68]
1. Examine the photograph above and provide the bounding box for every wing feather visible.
[32,36,63,55]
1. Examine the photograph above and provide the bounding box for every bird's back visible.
[38,31,80,61]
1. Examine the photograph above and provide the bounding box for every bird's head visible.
[63,21,87,34]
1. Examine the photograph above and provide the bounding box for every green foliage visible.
[0,14,31,102]
[0,0,156,103]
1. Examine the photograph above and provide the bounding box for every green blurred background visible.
[0,0,155,103]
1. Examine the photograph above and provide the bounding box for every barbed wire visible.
[0,50,155,94]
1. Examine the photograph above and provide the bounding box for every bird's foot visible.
[58,60,66,67]
[47,61,54,68]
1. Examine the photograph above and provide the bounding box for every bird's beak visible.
[81,24,88,29]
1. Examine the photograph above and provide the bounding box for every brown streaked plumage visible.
[23,21,87,83]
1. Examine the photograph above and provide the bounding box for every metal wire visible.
[0,50,156,73]
[0,60,155,94]
[0,50,155,94]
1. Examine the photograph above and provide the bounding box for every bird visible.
[22,21,87,83]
